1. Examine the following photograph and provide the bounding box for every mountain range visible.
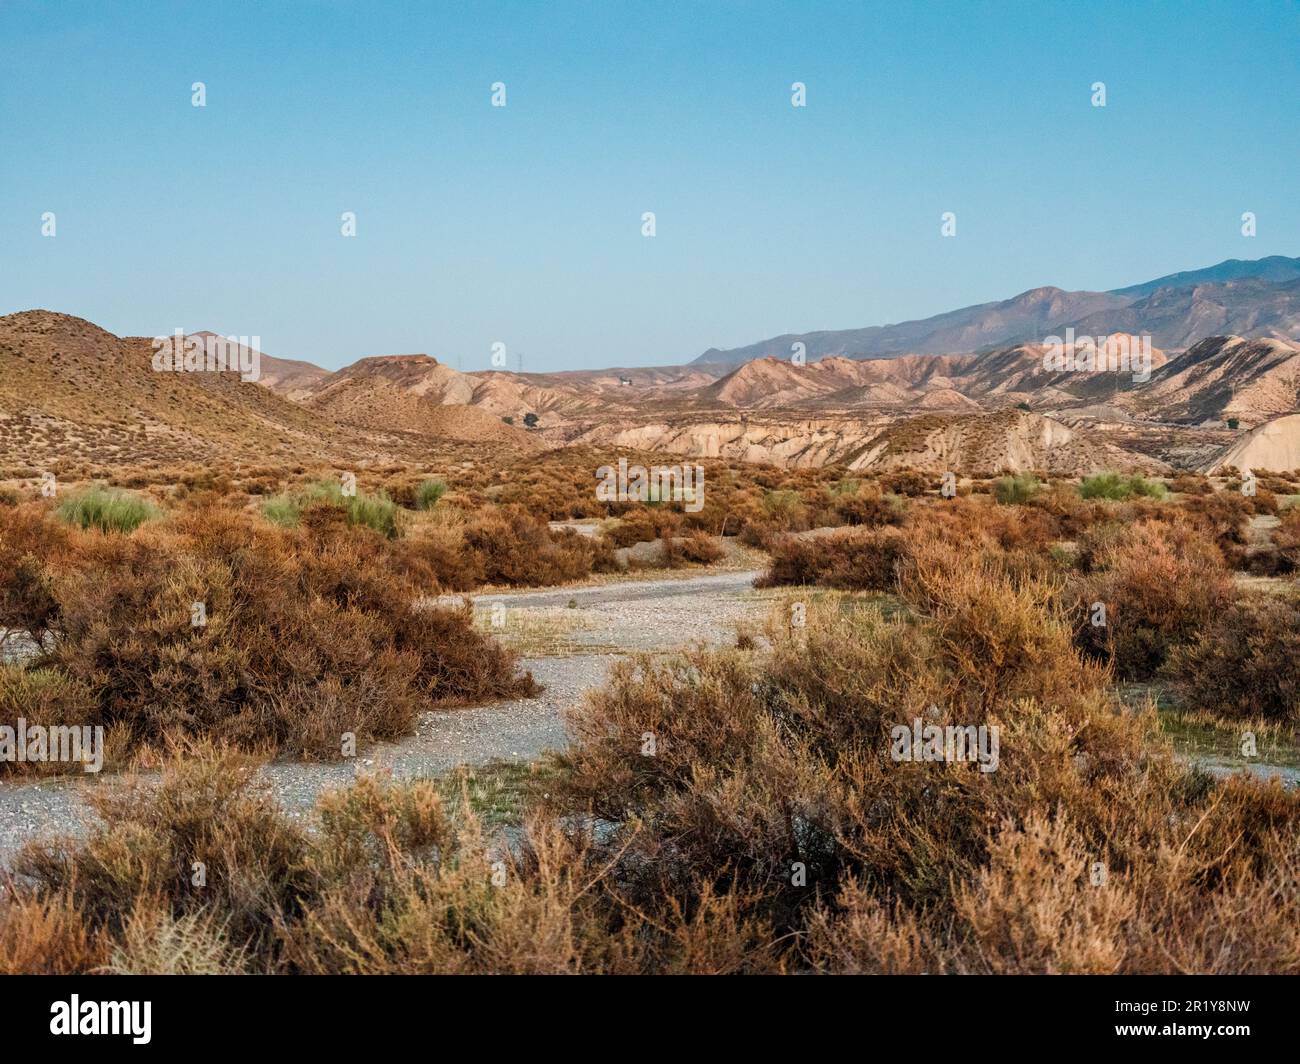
[5,255,1300,480]
[692,256,1300,365]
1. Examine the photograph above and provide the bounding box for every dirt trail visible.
[0,570,770,865]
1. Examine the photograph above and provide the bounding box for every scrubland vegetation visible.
[2,459,1299,973]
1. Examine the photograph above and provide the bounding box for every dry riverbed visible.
[0,569,774,864]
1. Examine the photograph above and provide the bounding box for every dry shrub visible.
[949,812,1136,974]
[604,506,681,548]
[1172,490,1254,569]
[461,505,603,586]
[6,547,1300,973]
[880,469,931,497]
[1071,519,1235,680]
[830,484,903,528]
[5,742,776,974]
[1169,594,1300,722]
[805,880,935,974]
[14,743,311,958]
[663,530,725,566]
[556,549,1300,972]
[901,541,1104,713]
[758,527,911,590]
[0,892,109,974]
[1170,473,1212,495]
[1026,486,1111,538]
[1,506,535,761]
[1274,506,1300,571]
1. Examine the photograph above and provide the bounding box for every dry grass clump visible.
[0,504,535,763]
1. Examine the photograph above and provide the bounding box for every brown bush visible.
[880,469,932,497]
[1169,594,1300,722]
[1173,490,1254,568]
[1169,473,1212,495]
[460,505,603,587]
[757,528,912,591]
[603,506,681,548]
[1273,506,1300,571]
[830,485,904,528]
[1071,519,1235,680]
[663,530,725,566]
[1,506,535,762]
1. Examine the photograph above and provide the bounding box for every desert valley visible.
[4,0,1300,1017]
[4,252,1300,980]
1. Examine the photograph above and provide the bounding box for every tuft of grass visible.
[414,478,448,511]
[262,479,400,538]
[437,758,561,828]
[992,473,1040,505]
[260,495,301,528]
[1079,473,1167,501]
[55,487,159,533]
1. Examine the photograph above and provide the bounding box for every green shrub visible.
[414,479,447,511]
[55,487,159,533]
[263,480,400,538]
[1079,473,1167,502]
[993,474,1040,505]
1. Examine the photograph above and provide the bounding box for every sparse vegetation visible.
[5,447,1300,974]
[6,538,1298,974]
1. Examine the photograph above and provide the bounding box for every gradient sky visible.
[2,0,1297,372]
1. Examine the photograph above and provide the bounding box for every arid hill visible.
[300,353,622,428]
[305,357,542,447]
[1118,335,1300,426]
[0,312,539,477]
[0,312,378,473]
[689,339,1169,413]
[1206,412,1300,474]
[574,407,1163,474]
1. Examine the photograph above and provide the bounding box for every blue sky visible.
[2,0,1297,372]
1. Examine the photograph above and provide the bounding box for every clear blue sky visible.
[2,0,1297,372]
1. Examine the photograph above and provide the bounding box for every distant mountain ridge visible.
[693,255,1300,367]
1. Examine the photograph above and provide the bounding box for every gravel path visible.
[0,570,768,864]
